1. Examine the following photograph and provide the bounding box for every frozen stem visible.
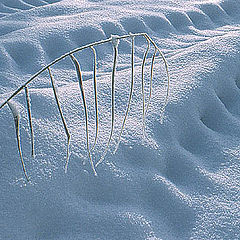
[96,36,119,167]
[141,36,150,137]
[145,47,157,117]
[7,101,29,182]
[90,46,99,151]
[0,33,170,177]
[47,67,71,173]
[70,54,97,176]
[144,34,170,123]
[114,34,135,154]
[25,86,35,158]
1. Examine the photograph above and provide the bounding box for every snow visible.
[0,0,240,239]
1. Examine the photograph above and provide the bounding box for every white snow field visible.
[0,0,240,239]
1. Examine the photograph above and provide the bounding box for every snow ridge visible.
[0,0,240,239]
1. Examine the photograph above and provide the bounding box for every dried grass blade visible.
[7,101,29,181]
[24,86,35,158]
[114,36,135,154]
[96,46,118,167]
[156,48,170,123]
[144,34,170,123]
[0,33,147,111]
[141,36,150,137]
[90,46,99,150]
[70,54,97,176]
[47,67,71,173]
[145,47,157,117]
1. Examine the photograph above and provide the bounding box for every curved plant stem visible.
[114,36,135,154]
[144,34,170,123]
[90,46,99,150]
[145,47,157,117]
[0,33,170,177]
[8,102,29,181]
[47,67,71,173]
[0,33,147,111]
[141,36,150,137]
[24,86,35,158]
[96,45,118,167]
[70,54,97,176]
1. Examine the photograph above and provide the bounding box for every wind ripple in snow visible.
[0,0,62,18]
[0,0,240,240]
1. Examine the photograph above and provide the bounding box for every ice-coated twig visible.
[141,37,150,137]
[144,34,170,123]
[96,35,119,167]
[114,34,135,154]
[90,46,99,150]
[70,54,97,176]
[7,101,29,181]
[0,33,163,111]
[145,47,157,117]
[24,86,35,158]
[0,33,170,177]
[47,67,71,173]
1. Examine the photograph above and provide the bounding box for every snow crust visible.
[0,0,240,239]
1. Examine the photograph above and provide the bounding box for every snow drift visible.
[0,0,240,239]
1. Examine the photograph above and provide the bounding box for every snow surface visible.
[0,0,240,239]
